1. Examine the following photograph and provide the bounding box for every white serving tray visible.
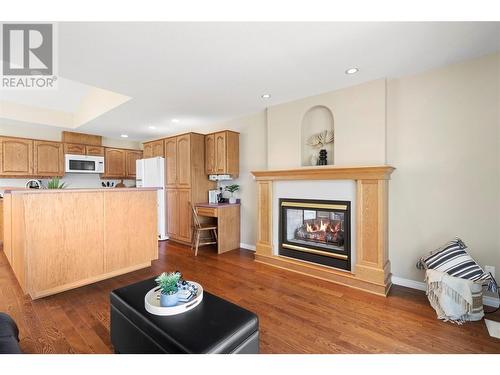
[144,281,203,316]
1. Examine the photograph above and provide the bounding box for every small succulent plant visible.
[155,272,181,295]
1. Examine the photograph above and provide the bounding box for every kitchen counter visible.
[1,187,158,194]
[2,188,158,299]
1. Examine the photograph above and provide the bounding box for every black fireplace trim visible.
[278,198,351,271]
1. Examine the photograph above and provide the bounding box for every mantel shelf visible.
[251,165,395,181]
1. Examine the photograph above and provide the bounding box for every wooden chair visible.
[191,205,218,256]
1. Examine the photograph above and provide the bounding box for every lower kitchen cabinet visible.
[167,188,192,243]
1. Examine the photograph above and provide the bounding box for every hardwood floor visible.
[1,241,499,354]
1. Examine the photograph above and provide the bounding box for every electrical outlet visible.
[485,265,496,278]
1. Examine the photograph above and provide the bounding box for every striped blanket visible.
[416,238,497,292]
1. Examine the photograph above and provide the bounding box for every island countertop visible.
[1,187,159,195]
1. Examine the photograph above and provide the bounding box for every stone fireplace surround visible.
[251,165,395,296]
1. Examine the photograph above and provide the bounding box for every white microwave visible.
[65,154,105,174]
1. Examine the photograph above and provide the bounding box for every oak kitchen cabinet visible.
[102,148,143,179]
[125,150,143,179]
[103,148,126,178]
[64,143,105,156]
[0,137,33,176]
[205,130,239,176]
[143,140,164,158]
[163,133,215,244]
[33,140,64,177]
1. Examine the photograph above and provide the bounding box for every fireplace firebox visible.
[279,198,351,270]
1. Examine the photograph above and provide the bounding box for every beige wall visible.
[267,79,387,169]
[387,52,500,282]
[189,111,268,247]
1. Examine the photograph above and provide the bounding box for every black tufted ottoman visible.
[0,313,21,354]
[110,278,259,354]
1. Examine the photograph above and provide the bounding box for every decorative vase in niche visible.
[160,291,179,307]
[318,149,328,165]
[310,151,319,166]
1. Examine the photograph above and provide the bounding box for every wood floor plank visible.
[0,241,499,354]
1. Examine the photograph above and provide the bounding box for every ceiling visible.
[2,22,500,141]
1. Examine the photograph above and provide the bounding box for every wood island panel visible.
[2,189,158,299]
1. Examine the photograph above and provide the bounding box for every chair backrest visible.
[191,204,201,229]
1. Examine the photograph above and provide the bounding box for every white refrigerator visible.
[136,157,168,240]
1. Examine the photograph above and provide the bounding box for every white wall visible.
[387,52,500,282]
[267,79,387,169]
[188,111,268,247]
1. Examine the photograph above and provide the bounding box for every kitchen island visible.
[2,188,158,299]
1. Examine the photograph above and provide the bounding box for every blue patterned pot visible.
[160,291,179,307]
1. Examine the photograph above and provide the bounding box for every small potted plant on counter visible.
[225,184,240,204]
[47,177,66,189]
[155,271,181,307]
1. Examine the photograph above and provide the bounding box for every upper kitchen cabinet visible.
[33,140,64,177]
[143,140,164,158]
[0,137,33,176]
[164,137,177,187]
[205,133,215,174]
[205,130,239,176]
[64,143,86,155]
[176,134,191,188]
[125,150,143,179]
[102,148,143,179]
[103,148,126,178]
[64,143,105,156]
[85,145,105,156]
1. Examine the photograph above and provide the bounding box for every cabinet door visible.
[152,140,164,157]
[34,141,64,176]
[64,143,85,155]
[177,189,192,242]
[215,131,227,174]
[143,143,153,158]
[126,150,142,178]
[166,189,178,237]
[86,145,104,156]
[164,137,177,187]
[104,148,126,178]
[205,134,215,174]
[176,134,191,188]
[0,137,33,175]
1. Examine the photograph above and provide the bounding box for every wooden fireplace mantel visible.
[251,165,395,296]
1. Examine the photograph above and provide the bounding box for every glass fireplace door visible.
[279,199,351,271]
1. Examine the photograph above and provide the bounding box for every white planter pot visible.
[229,197,236,204]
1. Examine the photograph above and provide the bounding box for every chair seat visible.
[197,224,218,230]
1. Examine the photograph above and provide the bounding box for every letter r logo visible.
[2,24,53,75]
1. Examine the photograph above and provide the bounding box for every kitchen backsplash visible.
[0,173,136,189]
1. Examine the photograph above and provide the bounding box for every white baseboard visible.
[391,275,499,307]
[240,243,256,251]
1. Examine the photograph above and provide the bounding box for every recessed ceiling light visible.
[120,134,129,138]
[345,67,359,75]
[171,118,180,123]
[148,126,156,130]
[261,94,271,99]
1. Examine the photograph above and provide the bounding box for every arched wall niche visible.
[300,105,334,166]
